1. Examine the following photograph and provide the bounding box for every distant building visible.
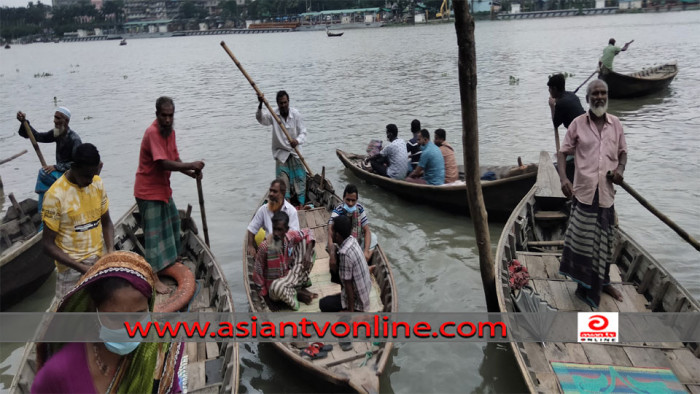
[618,0,642,8]
[595,0,606,8]
[470,0,493,13]
[511,2,522,12]
[52,0,102,8]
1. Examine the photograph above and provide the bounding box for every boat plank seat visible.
[533,211,567,221]
[534,152,565,200]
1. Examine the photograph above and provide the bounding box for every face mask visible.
[97,309,149,355]
[343,203,357,213]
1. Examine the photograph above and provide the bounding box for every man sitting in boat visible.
[433,128,459,184]
[406,119,422,171]
[327,184,376,283]
[16,107,82,213]
[41,143,114,300]
[320,215,371,312]
[599,38,633,72]
[246,179,300,257]
[253,211,316,310]
[406,129,445,185]
[557,79,626,308]
[548,73,585,182]
[368,123,409,179]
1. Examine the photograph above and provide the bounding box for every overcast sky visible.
[1,0,43,8]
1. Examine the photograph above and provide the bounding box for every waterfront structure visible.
[619,0,643,9]
[298,8,387,30]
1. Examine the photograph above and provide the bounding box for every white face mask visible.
[590,101,608,117]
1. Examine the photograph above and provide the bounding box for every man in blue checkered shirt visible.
[320,215,371,312]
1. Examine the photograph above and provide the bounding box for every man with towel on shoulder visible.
[134,96,205,294]
[16,107,82,213]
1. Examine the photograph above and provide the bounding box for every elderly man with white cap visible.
[16,107,83,212]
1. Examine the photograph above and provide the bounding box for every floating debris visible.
[509,75,520,85]
[83,116,93,120]
[34,72,53,78]
[123,75,128,79]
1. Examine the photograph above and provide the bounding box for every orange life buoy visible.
[154,262,196,312]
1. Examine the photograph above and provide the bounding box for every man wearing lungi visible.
[256,90,308,206]
[253,212,317,310]
[134,96,205,294]
[557,79,627,308]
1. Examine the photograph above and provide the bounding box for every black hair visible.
[73,143,101,168]
[333,215,352,240]
[156,96,174,113]
[434,128,446,140]
[271,178,287,196]
[86,276,133,309]
[420,129,430,140]
[386,124,398,137]
[547,73,566,92]
[276,90,289,102]
[411,119,421,133]
[343,183,358,197]
[608,38,616,45]
[272,211,289,227]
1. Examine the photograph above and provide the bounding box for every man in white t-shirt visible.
[246,179,299,257]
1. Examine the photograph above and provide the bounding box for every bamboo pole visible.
[22,121,48,167]
[0,149,27,165]
[608,172,700,252]
[220,41,313,176]
[454,0,499,312]
[196,175,210,247]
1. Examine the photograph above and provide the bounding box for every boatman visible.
[41,143,114,300]
[256,90,308,206]
[16,108,82,213]
[599,38,633,72]
[557,79,627,309]
[134,96,205,294]
[548,73,585,182]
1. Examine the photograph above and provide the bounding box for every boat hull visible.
[336,149,537,220]
[599,62,678,99]
[0,231,55,310]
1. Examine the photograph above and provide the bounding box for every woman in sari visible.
[32,251,184,394]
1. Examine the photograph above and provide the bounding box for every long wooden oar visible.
[220,41,313,176]
[23,121,48,167]
[0,149,27,165]
[608,172,700,252]
[196,174,210,247]
[573,68,599,94]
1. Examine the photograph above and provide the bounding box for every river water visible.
[1,11,699,393]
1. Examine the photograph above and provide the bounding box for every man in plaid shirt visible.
[320,215,372,312]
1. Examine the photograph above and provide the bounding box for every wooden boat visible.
[494,151,700,393]
[599,62,678,99]
[119,39,127,46]
[1,197,54,311]
[326,30,344,37]
[10,203,240,393]
[242,173,398,393]
[336,149,538,220]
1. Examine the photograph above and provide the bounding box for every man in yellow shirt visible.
[42,143,114,300]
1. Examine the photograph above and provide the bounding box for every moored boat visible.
[494,151,700,392]
[1,197,54,311]
[9,203,240,393]
[336,149,538,220]
[242,173,398,393]
[599,62,678,99]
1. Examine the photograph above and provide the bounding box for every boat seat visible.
[534,211,567,221]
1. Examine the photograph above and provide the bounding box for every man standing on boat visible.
[42,143,114,300]
[134,96,205,294]
[16,108,82,213]
[256,91,308,206]
[368,124,409,179]
[246,179,300,257]
[406,129,445,185]
[548,73,585,182]
[253,211,316,310]
[599,38,633,72]
[557,79,627,308]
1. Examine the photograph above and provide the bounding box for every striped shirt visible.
[338,236,371,312]
[253,229,315,297]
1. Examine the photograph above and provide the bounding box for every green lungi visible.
[136,197,181,272]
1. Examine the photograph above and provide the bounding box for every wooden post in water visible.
[454,0,499,312]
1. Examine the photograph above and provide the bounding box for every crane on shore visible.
[436,0,451,19]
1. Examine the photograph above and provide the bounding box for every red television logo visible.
[588,315,609,331]
[578,312,618,342]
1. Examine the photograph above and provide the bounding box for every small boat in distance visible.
[599,62,678,99]
[4,43,10,49]
[494,151,700,392]
[326,29,344,37]
[119,39,127,46]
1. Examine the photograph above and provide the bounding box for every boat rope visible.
[359,351,374,367]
